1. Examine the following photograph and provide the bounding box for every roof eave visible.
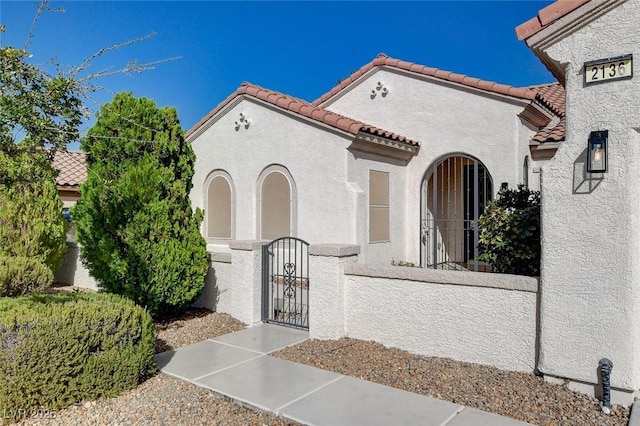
[185,95,244,143]
[519,100,557,128]
[349,132,420,165]
[519,0,627,84]
[57,185,81,193]
[314,55,537,108]
[530,141,561,161]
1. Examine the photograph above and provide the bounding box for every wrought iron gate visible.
[420,155,493,272]
[261,237,309,329]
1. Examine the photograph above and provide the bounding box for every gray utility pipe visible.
[599,358,613,414]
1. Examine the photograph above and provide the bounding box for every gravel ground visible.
[16,308,632,425]
[19,374,298,426]
[18,309,298,426]
[272,338,631,426]
[154,308,245,353]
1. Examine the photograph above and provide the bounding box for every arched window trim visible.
[256,164,297,240]
[203,170,235,243]
[419,153,494,271]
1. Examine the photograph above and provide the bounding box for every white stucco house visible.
[186,55,565,269]
[184,0,640,406]
[54,0,640,406]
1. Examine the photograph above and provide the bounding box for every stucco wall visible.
[192,253,232,312]
[342,264,538,373]
[53,241,99,290]
[308,244,360,339]
[345,152,407,265]
[534,0,640,392]
[190,98,355,246]
[322,68,537,263]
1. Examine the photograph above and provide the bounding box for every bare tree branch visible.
[24,0,65,51]
[72,32,158,75]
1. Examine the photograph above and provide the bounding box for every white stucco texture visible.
[54,242,98,290]
[322,67,536,263]
[535,0,640,391]
[309,252,359,340]
[342,265,537,373]
[190,98,354,246]
[189,66,539,266]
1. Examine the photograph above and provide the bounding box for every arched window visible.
[204,171,234,241]
[257,165,296,240]
[420,154,493,271]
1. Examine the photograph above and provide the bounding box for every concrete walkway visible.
[155,324,531,426]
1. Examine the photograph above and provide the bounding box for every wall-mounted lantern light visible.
[587,130,608,173]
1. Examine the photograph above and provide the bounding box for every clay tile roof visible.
[532,117,566,143]
[186,82,420,147]
[526,82,566,143]
[530,82,566,117]
[313,53,537,106]
[52,150,87,187]
[516,0,591,41]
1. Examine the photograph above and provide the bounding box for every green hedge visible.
[477,185,540,276]
[0,256,53,297]
[0,292,156,423]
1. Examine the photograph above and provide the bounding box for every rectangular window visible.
[369,170,389,242]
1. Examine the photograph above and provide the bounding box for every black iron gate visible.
[261,237,309,329]
[420,155,493,271]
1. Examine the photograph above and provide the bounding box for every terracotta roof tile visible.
[313,53,537,106]
[532,117,566,143]
[527,82,566,117]
[525,82,566,143]
[52,150,87,187]
[516,0,591,40]
[185,82,420,147]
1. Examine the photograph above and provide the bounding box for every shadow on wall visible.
[193,265,221,310]
[573,147,603,194]
[53,241,79,285]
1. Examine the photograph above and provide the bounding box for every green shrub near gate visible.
[0,292,156,423]
[477,185,540,276]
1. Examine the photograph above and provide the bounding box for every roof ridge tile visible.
[185,81,419,148]
[312,54,539,106]
[516,0,591,40]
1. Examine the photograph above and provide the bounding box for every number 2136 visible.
[586,58,632,83]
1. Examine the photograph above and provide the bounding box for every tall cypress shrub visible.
[73,92,208,318]
[0,147,68,275]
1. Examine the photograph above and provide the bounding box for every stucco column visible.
[309,244,360,340]
[228,240,269,326]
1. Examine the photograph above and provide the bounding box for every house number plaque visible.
[584,54,632,85]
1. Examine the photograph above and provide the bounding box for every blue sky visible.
[1,1,554,148]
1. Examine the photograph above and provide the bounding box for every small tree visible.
[73,92,209,318]
[1,1,178,296]
[0,28,82,280]
[477,185,540,276]
[0,152,68,273]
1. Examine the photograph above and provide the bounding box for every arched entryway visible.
[420,154,493,271]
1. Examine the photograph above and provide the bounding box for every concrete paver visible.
[279,375,461,426]
[211,323,308,354]
[195,355,341,412]
[155,340,261,380]
[156,324,532,426]
[446,407,532,426]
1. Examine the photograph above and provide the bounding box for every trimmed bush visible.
[477,185,540,276]
[0,292,156,422]
[0,256,53,296]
